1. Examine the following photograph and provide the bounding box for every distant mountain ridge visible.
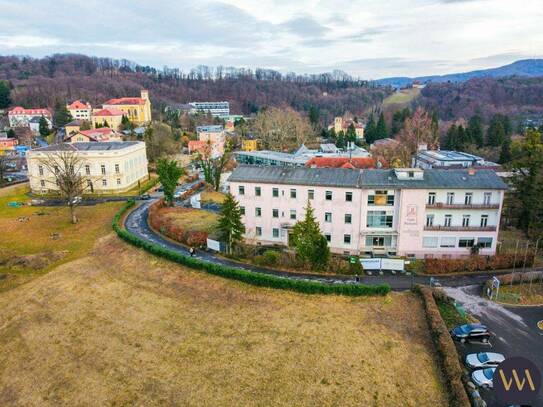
[375,59,543,88]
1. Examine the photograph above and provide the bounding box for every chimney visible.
[468,168,476,176]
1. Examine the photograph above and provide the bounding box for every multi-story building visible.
[67,100,92,121]
[65,128,123,143]
[91,108,124,130]
[166,101,230,117]
[26,141,148,194]
[329,117,365,140]
[228,166,507,259]
[0,135,18,154]
[196,125,225,157]
[8,107,52,128]
[102,90,152,125]
[415,149,499,169]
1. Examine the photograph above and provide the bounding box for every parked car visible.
[139,193,151,200]
[471,368,496,389]
[451,323,491,343]
[465,352,505,369]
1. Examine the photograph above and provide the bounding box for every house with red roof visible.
[305,157,384,169]
[102,90,151,125]
[188,140,211,156]
[67,100,92,121]
[328,117,365,139]
[91,108,125,130]
[65,128,123,143]
[8,106,52,128]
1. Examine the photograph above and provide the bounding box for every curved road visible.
[125,199,517,291]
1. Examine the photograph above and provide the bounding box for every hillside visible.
[375,59,543,88]
[0,54,391,123]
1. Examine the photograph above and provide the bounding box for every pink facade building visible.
[228,166,507,259]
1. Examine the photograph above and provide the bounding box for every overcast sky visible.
[1,0,542,78]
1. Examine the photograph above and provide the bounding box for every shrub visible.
[424,254,534,274]
[112,201,391,297]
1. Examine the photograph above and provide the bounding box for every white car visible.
[465,352,505,369]
[472,368,496,388]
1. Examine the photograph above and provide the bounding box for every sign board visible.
[350,256,357,264]
[206,238,221,252]
[360,258,381,270]
[381,258,405,271]
[404,204,418,225]
[190,193,201,209]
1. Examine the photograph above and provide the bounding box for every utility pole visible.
[511,239,519,288]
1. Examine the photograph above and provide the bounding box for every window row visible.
[39,178,122,188]
[243,207,353,223]
[427,191,493,205]
[37,163,121,176]
[238,186,353,202]
[422,236,493,248]
[426,214,490,227]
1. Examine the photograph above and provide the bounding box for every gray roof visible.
[32,141,141,152]
[228,166,508,190]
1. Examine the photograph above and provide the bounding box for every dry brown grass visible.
[0,234,448,406]
[200,190,226,204]
[499,282,543,305]
[160,207,218,233]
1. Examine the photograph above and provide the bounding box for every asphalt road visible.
[445,285,543,407]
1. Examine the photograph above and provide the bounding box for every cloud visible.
[279,15,330,37]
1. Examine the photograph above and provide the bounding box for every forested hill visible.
[0,54,391,122]
[419,76,543,120]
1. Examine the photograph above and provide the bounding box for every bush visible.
[113,201,391,297]
[262,250,280,265]
[414,286,470,407]
[424,254,534,274]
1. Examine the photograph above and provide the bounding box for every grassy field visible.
[200,190,226,204]
[0,184,122,291]
[0,234,448,406]
[436,299,468,329]
[498,282,543,305]
[160,207,219,234]
[382,88,421,108]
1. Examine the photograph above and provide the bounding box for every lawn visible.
[436,298,468,329]
[200,190,226,204]
[498,282,543,305]
[382,88,421,108]
[160,207,219,234]
[0,183,122,291]
[0,234,448,406]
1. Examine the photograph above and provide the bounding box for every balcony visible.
[424,225,497,232]
[426,203,499,210]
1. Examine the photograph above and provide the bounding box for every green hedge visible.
[113,200,391,297]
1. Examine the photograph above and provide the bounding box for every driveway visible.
[445,285,543,406]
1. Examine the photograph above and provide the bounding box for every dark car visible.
[451,323,491,343]
[139,193,151,200]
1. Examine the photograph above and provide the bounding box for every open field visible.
[498,282,543,305]
[200,190,226,204]
[0,234,448,406]
[0,184,122,291]
[382,87,421,108]
[160,207,219,233]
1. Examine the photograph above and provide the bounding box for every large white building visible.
[8,106,52,128]
[228,166,507,259]
[415,150,499,169]
[27,142,148,195]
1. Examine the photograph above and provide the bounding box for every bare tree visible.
[0,155,8,187]
[39,147,88,223]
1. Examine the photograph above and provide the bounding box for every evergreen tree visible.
[308,106,319,128]
[487,120,506,147]
[431,110,439,142]
[290,201,330,270]
[0,80,11,109]
[156,158,184,206]
[444,124,458,150]
[499,137,512,164]
[336,130,346,148]
[457,125,468,147]
[346,123,357,143]
[121,115,133,130]
[103,119,110,128]
[53,101,73,128]
[365,114,377,144]
[217,193,245,254]
[467,114,484,147]
[375,112,387,140]
[38,116,50,136]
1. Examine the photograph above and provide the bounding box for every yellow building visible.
[242,139,258,151]
[91,108,124,130]
[102,89,152,125]
[65,120,82,136]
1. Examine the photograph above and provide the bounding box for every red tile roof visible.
[8,106,51,117]
[93,108,125,117]
[67,100,91,110]
[103,97,145,106]
[305,157,380,169]
[66,128,119,142]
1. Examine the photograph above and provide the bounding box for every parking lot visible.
[445,285,543,406]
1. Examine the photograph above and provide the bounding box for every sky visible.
[0,0,542,79]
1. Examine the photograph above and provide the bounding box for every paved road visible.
[124,199,522,291]
[445,285,543,406]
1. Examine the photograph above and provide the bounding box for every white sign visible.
[206,238,221,252]
[190,193,201,209]
[381,258,405,271]
[360,258,381,270]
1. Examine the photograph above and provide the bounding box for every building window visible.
[255,207,262,217]
[368,190,393,206]
[290,189,296,198]
[345,213,352,224]
[459,238,475,248]
[272,228,279,238]
[325,191,332,200]
[255,227,262,236]
[87,180,92,188]
[324,212,332,222]
[426,214,434,227]
[238,186,245,195]
[344,234,351,244]
[325,234,331,242]
[308,189,314,200]
[85,164,90,175]
[102,179,107,186]
[101,164,106,175]
[428,192,436,205]
[255,186,261,196]
[345,192,352,202]
[272,188,279,197]
[462,215,471,227]
[440,237,456,248]
[464,192,472,205]
[115,164,120,174]
[480,215,488,227]
[444,214,452,227]
[478,237,493,248]
[366,211,393,228]
[116,178,121,185]
[484,192,492,205]
[446,192,454,205]
[40,179,45,187]
[240,206,245,215]
[272,208,279,218]
[423,237,438,248]
[38,165,44,176]
[290,210,296,220]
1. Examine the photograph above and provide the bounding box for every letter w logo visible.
[499,369,537,392]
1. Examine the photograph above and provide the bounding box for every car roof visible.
[465,323,487,330]
[482,352,505,360]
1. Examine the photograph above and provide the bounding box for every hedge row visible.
[415,286,470,407]
[425,253,534,274]
[113,200,391,297]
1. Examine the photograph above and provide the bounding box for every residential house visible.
[8,107,52,128]
[65,128,123,143]
[102,90,152,125]
[241,138,258,151]
[67,100,92,121]
[228,166,507,258]
[0,135,17,154]
[196,125,225,158]
[91,108,124,130]
[329,117,365,140]
[27,141,148,194]
[65,120,82,135]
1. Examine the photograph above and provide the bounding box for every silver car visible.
[465,352,505,369]
[472,368,496,388]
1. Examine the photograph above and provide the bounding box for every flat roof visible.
[31,141,142,152]
[417,150,483,161]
